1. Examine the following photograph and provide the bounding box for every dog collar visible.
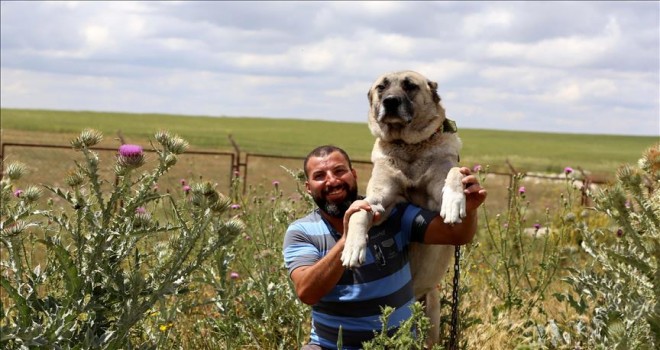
[439,118,458,134]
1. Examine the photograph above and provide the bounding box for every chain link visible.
[448,245,461,350]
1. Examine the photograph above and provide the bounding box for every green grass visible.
[1,108,657,178]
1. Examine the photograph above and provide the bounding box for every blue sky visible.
[1,1,658,136]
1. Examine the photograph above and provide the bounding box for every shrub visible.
[0,129,243,349]
[546,144,659,349]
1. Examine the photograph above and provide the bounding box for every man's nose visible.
[325,172,341,184]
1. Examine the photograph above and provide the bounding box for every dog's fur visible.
[340,70,466,346]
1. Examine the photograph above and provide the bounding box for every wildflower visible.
[533,223,541,230]
[182,185,191,193]
[616,228,624,237]
[518,186,526,195]
[13,189,23,198]
[119,144,143,157]
[473,164,482,172]
[159,323,173,332]
[231,204,241,210]
[153,184,159,191]
[136,207,147,214]
[564,167,573,175]
[230,272,240,279]
[272,180,280,188]
[117,144,145,169]
[233,170,240,177]
[180,179,186,185]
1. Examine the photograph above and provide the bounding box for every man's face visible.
[305,151,358,218]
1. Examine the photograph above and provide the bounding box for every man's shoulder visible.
[290,210,323,226]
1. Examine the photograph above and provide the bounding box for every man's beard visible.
[312,183,358,218]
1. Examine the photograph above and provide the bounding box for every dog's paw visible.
[440,184,466,224]
[440,189,466,224]
[341,209,372,268]
[341,232,367,268]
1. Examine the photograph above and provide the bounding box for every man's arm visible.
[289,203,377,305]
[423,168,487,245]
[290,238,346,305]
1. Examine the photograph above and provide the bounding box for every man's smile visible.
[324,185,347,201]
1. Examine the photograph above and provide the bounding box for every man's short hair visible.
[303,145,353,179]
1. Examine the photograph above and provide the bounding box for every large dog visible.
[340,70,466,345]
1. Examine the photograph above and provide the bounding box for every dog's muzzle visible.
[378,95,413,124]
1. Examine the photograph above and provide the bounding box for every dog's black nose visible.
[382,95,401,110]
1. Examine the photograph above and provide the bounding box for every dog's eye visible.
[402,80,418,91]
[376,84,386,92]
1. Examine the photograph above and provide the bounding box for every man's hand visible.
[459,167,487,212]
[342,200,382,235]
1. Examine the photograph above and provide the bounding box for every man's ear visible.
[304,181,311,194]
[351,168,357,180]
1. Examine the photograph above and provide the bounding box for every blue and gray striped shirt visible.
[283,203,435,349]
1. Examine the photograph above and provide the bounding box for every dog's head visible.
[367,70,446,144]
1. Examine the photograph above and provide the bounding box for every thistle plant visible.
[361,302,438,350]
[548,144,659,349]
[0,129,243,349]
[474,169,571,314]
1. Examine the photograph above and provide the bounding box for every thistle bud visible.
[65,170,85,187]
[5,162,27,181]
[71,129,103,150]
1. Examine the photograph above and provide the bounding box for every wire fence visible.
[1,142,607,209]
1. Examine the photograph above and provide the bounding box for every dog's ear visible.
[368,88,373,105]
[427,79,441,103]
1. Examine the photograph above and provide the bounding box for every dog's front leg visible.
[341,202,384,268]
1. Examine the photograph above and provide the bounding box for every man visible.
[283,145,487,350]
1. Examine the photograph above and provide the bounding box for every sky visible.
[1,1,659,136]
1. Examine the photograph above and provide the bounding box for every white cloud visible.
[0,1,657,136]
[462,9,514,37]
[486,16,621,68]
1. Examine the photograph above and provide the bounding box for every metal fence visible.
[1,142,606,207]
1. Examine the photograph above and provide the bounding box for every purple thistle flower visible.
[136,207,147,214]
[182,185,191,193]
[13,189,23,197]
[616,228,623,237]
[230,272,239,279]
[272,180,280,188]
[564,167,573,175]
[180,179,186,185]
[473,164,482,172]
[518,186,526,195]
[231,204,241,210]
[119,144,143,157]
[533,223,541,230]
[118,144,144,168]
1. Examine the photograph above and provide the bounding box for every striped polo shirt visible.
[283,203,435,349]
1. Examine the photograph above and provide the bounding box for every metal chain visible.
[448,245,461,350]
